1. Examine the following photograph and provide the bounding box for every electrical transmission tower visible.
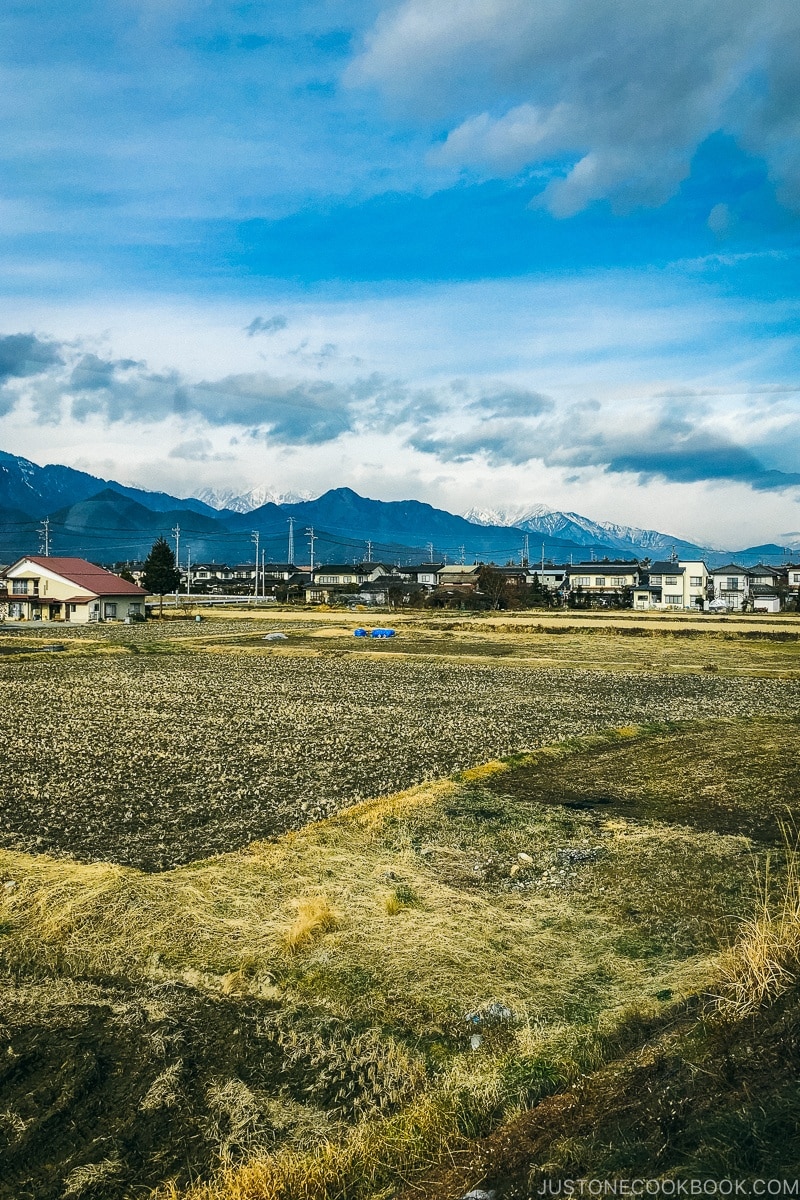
[287,517,295,565]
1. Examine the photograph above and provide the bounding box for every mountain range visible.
[0,450,796,569]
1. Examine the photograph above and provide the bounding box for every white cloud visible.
[0,274,798,548]
[349,0,800,214]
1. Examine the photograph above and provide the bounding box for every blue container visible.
[371,628,396,638]
[353,628,368,637]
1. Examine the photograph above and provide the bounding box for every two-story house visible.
[437,564,482,591]
[709,564,749,611]
[747,563,785,613]
[646,561,709,609]
[566,562,640,604]
[396,563,443,589]
[2,556,147,622]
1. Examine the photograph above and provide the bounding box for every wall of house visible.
[6,572,93,605]
[4,593,145,623]
[679,561,709,609]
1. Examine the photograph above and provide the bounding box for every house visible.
[566,561,640,604]
[313,563,391,587]
[785,565,800,608]
[709,564,750,611]
[396,563,443,588]
[437,564,481,590]
[533,566,568,593]
[2,556,147,623]
[644,561,709,609]
[304,562,394,603]
[747,564,786,613]
[633,583,663,609]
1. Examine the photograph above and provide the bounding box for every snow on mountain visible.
[463,503,554,528]
[193,485,314,513]
[463,503,705,556]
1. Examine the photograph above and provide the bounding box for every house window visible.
[665,576,678,586]
[104,602,117,618]
[690,576,703,586]
[725,578,740,591]
[650,575,661,584]
[12,579,28,594]
[665,594,683,605]
[574,576,591,586]
[793,574,800,584]
[129,603,141,614]
[594,577,606,587]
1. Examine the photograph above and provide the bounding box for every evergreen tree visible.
[142,537,181,616]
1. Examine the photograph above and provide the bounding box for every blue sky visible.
[0,0,799,547]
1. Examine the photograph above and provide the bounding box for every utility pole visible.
[306,526,316,572]
[366,539,373,563]
[186,548,192,596]
[252,530,260,597]
[172,525,181,578]
[459,544,465,565]
[522,533,529,568]
[426,541,434,564]
[541,542,545,572]
[287,516,295,565]
[261,548,265,600]
[38,516,50,556]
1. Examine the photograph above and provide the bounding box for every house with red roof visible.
[2,556,147,623]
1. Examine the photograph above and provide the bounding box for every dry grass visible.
[717,828,800,1016]
[1,717,794,1199]
[282,896,340,953]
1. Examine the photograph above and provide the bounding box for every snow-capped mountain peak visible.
[193,485,314,513]
[463,503,706,557]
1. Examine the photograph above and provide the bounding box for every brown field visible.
[1,610,800,1198]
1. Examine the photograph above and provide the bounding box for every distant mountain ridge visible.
[463,503,711,559]
[0,449,795,567]
[194,484,313,513]
[0,450,217,520]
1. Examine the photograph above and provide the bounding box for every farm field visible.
[1,611,800,1197]
[3,641,800,869]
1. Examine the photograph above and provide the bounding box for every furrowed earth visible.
[1,609,800,1199]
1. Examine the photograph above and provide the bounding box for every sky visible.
[0,0,799,549]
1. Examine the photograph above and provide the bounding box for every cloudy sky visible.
[1,0,799,547]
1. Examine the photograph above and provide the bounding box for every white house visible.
[2,556,147,623]
[709,564,749,611]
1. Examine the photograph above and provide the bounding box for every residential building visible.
[786,565,800,608]
[709,564,750,611]
[747,563,785,613]
[645,560,709,609]
[534,566,568,593]
[566,561,640,604]
[2,556,147,623]
[396,563,443,588]
[437,564,481,590]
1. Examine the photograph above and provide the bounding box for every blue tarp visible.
[353,628,368,637]
[370,628,396,638]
